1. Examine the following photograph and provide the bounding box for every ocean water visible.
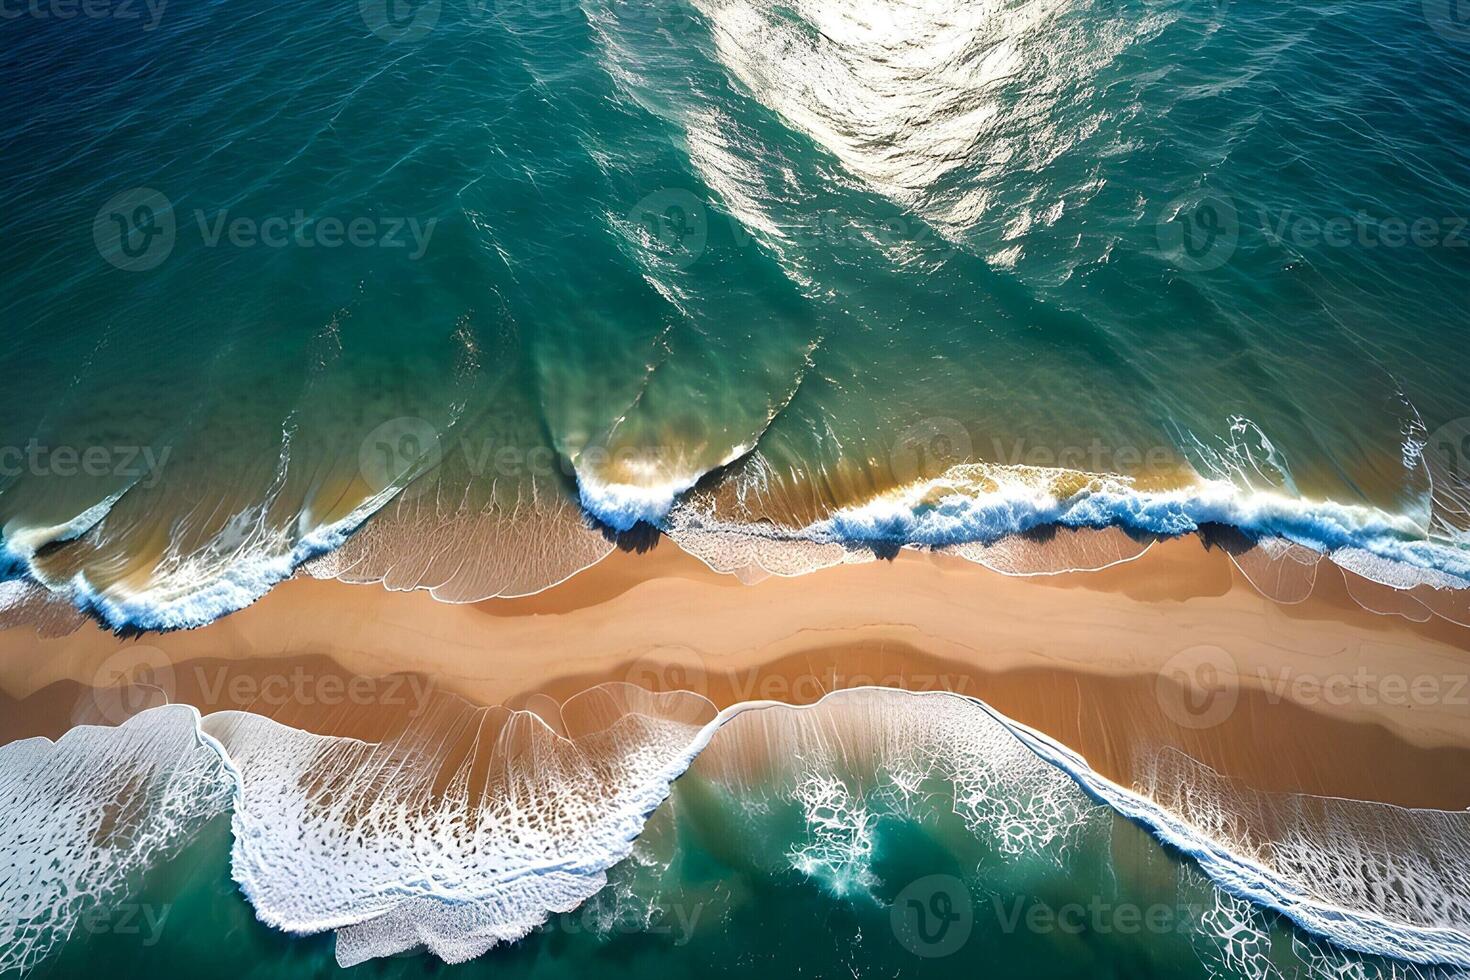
[4,692,1469,977]
[3,0,1470,625]
[6,0,1470,975]
[18,802,1457,980]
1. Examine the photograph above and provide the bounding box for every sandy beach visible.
[3,533,1468,812]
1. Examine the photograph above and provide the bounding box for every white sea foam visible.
[0,485,133,561]
[1,478,405,633]
[575,473,704,532]
[5,689,1470,972]
[720,691,1470,968]
[271,687,1468,968]
[666,464,1470,605]
[4,448,1469,633]
[573,442,755,533]
[975,698,1470,968]
[0,706,232,976]
[200,691,724,966]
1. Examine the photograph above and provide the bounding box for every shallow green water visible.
[27,775,1441,980]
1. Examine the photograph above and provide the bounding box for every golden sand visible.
[3,534,1468,809]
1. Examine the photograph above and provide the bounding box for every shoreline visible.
[3,533,1469,810]
[7,459,1470,634]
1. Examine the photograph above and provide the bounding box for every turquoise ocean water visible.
[3,688,1469,979]
[12,695,1469,980]
[2,0,1470,624]
[23,796,1456,980]
[5,0,1470,976]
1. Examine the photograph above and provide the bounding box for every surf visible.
[5,686,1468,975]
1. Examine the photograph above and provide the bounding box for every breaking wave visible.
[6,453,1470,632]
[4,687,1469,975]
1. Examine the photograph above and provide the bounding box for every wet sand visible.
[2,534,1468,810]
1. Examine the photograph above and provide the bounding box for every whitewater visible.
[4,454,1470,632]
[4,687,1468,975]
